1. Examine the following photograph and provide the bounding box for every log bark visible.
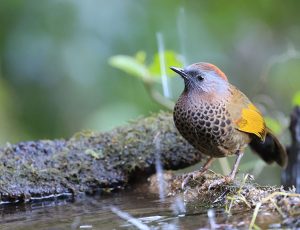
[0,112,203,203]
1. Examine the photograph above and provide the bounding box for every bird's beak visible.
[170,67,188,79]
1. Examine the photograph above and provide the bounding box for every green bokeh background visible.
[1,0,300,184]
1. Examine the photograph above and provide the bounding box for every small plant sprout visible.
[109,50,183,110]
[225,174,252,215]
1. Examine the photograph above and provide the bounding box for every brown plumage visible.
[171,62,287,187]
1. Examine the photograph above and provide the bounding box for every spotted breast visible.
[173,92,250,158]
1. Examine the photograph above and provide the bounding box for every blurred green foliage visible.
[264,116,282,135]
[149,51,183,77]
[109,52,150,81]
[1,0,300,185]
[292,91,300,106]
[109,50,182,110]
[109,50,182,83]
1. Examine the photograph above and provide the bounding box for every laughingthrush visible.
[171,62,288,187]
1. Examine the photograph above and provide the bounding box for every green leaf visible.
[148,50,183,78]
[292,91,300,106]
[109,55,149,80]
[264,116,282,135]
[135,51,146,64]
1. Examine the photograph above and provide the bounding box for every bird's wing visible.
[234,103,266,141]
[227,86,266,141]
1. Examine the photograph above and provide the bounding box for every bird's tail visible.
[249,128,288,168]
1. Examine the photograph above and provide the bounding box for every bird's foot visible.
[181,174,192,190]
[181,170,206,190]
[208,176,233,190]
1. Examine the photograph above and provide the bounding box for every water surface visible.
[0,189,284,229]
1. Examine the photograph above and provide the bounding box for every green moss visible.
[0,112,203,203]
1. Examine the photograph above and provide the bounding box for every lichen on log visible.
[0,112,203,203]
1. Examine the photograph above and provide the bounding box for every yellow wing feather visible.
[235,104,266,141]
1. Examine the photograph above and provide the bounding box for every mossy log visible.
[0,112,203,203]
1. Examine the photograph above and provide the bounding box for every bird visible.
[170,62,288,188]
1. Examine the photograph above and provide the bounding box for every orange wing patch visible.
[235,104,266,141]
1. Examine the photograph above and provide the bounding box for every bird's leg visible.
[192,157,215,178]
[182,157,215,189]
[227,151,244,181]
[208,151,244,189]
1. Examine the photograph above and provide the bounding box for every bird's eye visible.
[196,74,204,81]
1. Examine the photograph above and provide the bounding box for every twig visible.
[143,81,174,110]
[249,192,300,229]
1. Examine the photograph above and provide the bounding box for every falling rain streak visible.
[156,32,171,99]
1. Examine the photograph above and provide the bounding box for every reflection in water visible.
[207,209,216,229]
[171,196,186,217]
[0,190,210,229]
[154,133,166,202]
[0,191,186,230]
[0,189,287,229]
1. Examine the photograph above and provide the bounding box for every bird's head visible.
[170,62,229,94]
